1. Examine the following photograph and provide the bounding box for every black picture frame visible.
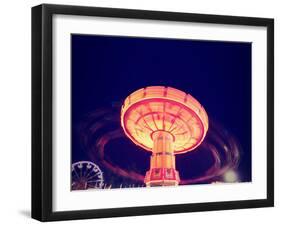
[32,4,274,222]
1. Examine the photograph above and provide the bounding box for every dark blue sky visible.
[71,34,252,186]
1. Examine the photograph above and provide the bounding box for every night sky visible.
[71,34,252,188]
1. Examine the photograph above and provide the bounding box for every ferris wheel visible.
[72,161,104,190]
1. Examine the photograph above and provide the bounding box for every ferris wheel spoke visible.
[84,169,93,178]
[80,166,83,177]
[87,173,102,180]
[73,168,80,179]
[72,173,79,181]
[83,166,90,177]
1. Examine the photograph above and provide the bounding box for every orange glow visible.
[145,130,180,186]
[121,86,208,154]
[121,86,208,186]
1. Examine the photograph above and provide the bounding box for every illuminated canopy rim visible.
[121,86,209,154]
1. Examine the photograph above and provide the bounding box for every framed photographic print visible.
[32,4,274,221]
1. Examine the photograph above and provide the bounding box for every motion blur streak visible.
[78,107,241,185]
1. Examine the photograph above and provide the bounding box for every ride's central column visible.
[144,131,180,186]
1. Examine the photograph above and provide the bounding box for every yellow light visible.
[223,170,238,183]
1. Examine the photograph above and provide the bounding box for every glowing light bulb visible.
[223,170,238,183]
